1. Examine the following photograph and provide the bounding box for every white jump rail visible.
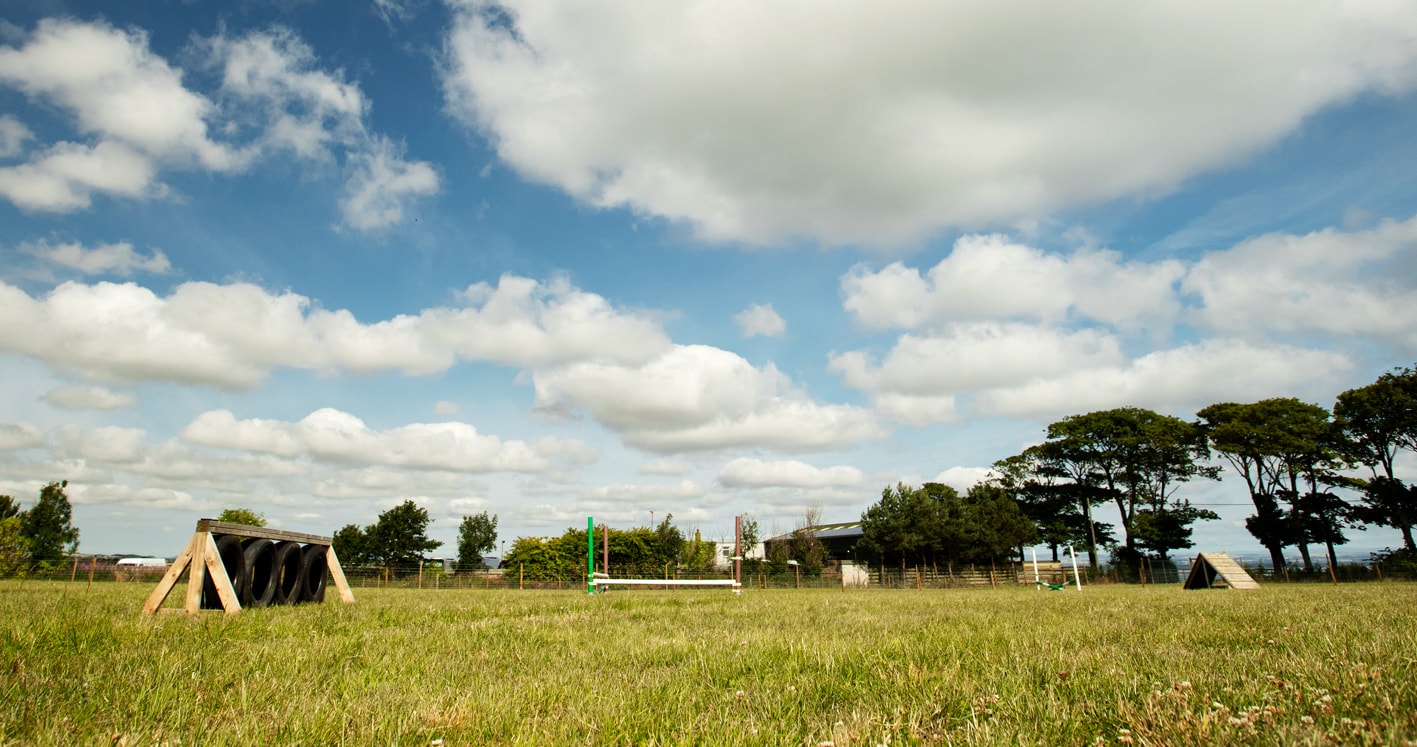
[590,574,742,594]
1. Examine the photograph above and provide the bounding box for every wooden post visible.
[87,555,96,585]
[519,563,523,590]
[71,556,79,582]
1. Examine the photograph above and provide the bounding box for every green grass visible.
[2,581,1415,745]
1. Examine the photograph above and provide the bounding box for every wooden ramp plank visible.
[1185,552,1259,589]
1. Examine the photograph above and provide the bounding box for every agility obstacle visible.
[1183,552,1260,589]
[1030,546,1084,591]
[586,516,744,595]
[141,519,354,615]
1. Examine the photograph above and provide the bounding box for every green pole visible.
[587,516,595,594]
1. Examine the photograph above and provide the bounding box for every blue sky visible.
[3,0,1417,562]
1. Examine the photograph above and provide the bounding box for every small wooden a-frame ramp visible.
[1183,552,1260,589]
[141,519,354,615]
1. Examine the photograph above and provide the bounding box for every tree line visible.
[330,501,498,573]
[502,514,722,582]
[0,481,79,575]
[856,364,1417,573]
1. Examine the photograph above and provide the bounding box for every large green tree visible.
[858,482,1037,570]
[331,524,371,566]
[1131,500,1219,562]
[988,450,1111,562]
[0,495,19,520]
[1045,408,1217,552]
[1334,366,1417,551]
[368,500,442,566]
[456,512,498,570]
[961,484,1040,564]
[858,483,940,571]
[20,481,79,564]
[1198,398,1339,571]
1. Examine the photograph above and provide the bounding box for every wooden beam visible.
[141,533,200,615]
[202,533,242,614]
[195,519,332,545]
[326,547,356,604]
[185,531,209,613]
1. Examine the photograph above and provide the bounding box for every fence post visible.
[88,555,96,585]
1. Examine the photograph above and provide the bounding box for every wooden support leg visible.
[202,533,242,614]
[142,533,201,615]
[185,531,209,613]
[325,547,356,604]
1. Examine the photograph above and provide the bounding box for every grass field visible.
[2,581,1415,746]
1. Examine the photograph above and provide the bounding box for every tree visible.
[1198,398,1338,571]
[1335,366,1417,550]
[988,451,1108,562]
[0,495,19,520]
[20,481,79,564]
[858,483,938,571]
[457,512,498,570]
[961,483,1039,564]
[1131,500,1219,562]
[331,524,371,566]
[1042,408,1218,559]
[682,529,719,572]
[652,514,685,568]
[368,500,442,566]
[859,482,1037,571]
[0,517,28,576]
[216,508,266,527]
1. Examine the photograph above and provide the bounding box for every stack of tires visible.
[201,535,329,610]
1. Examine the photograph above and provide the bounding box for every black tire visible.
[300,544,328,603]
[242,538,277,608]
[271,541,305,605]
[201,534,248,609]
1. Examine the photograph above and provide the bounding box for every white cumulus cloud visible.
[22,239,171,276]
[0,274,669,389]
[532,344,883,453]
[41,385,138,410]
[182,408,550,473]
[717,458,863,488]
[0,422,45,450]
[443,1,1417,246]
[0,20,437,229]
[734,303,786,338]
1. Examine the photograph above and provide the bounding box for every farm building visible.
[763,521,864,563]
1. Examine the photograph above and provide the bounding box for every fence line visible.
[2,556,1412,586]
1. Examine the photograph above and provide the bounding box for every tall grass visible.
[2,581,1414,745]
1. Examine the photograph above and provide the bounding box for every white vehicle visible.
[115,557,167,568]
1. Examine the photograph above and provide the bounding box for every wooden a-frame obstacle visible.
[142,519,355,615]
[1183,552,1260,590]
